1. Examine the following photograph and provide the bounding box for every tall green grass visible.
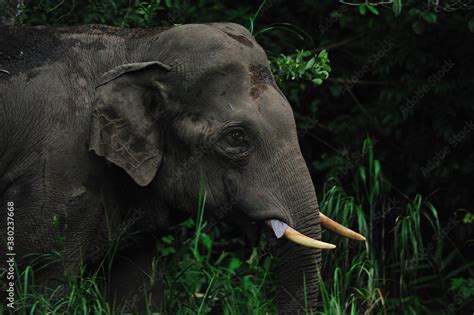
[318,138,472,314]
[4,180,275,314]
[2,138,471,314]
[158,179,274,314]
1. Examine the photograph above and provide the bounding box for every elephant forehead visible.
[185,63,288,121]
[161,23,256,51]
[155,24,268,72]
[249,63,274,86]
[216,84,295,135]
[205,23,255,48]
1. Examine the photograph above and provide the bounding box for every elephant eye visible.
[230,131,244,145]
[225,129,246,147]
[215,127,252,163]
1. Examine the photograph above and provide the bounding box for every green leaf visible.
[201,233,212,250]
[228,258,242,273]
[160,247,176,256]
[412,20,424,34]
[422,12,437,24]
[359,4,367,16]
[374,160,381,179]
[367,4,379,16]
[393,0,402,16]
[463,213,474,224]
[409,8,422,16]
[359,167,367,183]
[305,58,315,70]
[318,49,328,59]
[248,17,255,34]
[183,218,195,228]
[469,18,474,33]
[450,277,466,290]
[161,235,175,244]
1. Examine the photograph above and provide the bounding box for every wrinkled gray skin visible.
[0,23,322,313]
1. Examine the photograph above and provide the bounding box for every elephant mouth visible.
[264,219,336,249]
[235,209,366,250]
[263,215,366,250]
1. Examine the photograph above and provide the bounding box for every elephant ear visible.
[89,61,171,187]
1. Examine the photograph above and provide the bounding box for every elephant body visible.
[0,23,326,313]
[0,25,179,311]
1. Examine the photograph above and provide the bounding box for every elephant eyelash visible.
[214,126,253,165]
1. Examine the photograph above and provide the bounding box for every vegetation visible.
[1,0,473,314]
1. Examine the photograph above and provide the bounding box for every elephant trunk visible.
[247,137,364,312]
[272,196,322,313]
[268,180,366,312]
[251,145,322,314]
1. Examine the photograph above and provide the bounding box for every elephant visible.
[0,23,365,313]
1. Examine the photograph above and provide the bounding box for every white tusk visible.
[283,225,336,249]
[265,220,336,250]
[319,213,366,241]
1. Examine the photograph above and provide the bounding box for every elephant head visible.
[89,23,365,312]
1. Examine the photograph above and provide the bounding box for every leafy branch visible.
[270,49,331,86]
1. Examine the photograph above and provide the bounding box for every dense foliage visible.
[1,0,473,314]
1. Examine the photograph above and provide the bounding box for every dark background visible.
[1,0,473,313]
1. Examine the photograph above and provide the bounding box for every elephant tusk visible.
[265,220,336,249]
[283,225,336,249]
[319,213,366,241]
